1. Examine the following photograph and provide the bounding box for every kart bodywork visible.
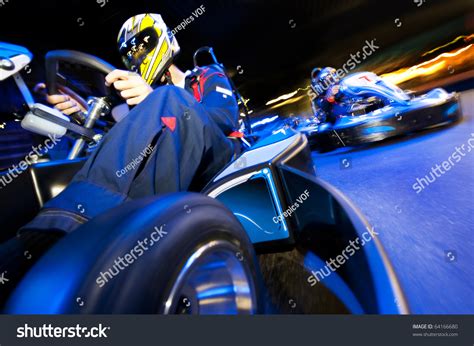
[1,130,409,314]
[298,72,461,150]
[0,43,409,314]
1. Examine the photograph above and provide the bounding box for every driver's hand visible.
[105,70,153,106]
[326,85,340,103]
[34,83,86,116]
[330,85,340,96]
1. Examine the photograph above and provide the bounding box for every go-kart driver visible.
[0,13,239,306]
[310,67,342,124]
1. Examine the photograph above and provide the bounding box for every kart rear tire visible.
[6,193,262,314]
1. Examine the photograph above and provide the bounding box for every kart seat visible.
[0,159,85,241]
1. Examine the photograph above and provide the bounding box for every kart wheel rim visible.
[163,240,257,314]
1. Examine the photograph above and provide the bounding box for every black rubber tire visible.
[6,193,262,314]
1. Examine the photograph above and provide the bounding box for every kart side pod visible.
[204,131,315,249]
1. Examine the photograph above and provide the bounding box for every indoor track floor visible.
[312,89,474,313]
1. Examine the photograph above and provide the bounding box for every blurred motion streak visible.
[265,86,312,106]
[421,34,474,57]
[268,95,306,110]
[381,43,473,86]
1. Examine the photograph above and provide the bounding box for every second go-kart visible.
[0,42,409,314]
[297,71,461,151]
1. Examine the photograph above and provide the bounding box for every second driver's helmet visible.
[311,67,338,93]
[117,13,180,86]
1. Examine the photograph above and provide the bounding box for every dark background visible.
[0,0,472,108]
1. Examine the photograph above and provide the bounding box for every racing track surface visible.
[312,89,474,314]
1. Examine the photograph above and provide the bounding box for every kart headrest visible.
[193,46,220,67]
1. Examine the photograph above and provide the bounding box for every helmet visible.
[117,14,180,85]
[311,67,338,94]
[311,67,323,82]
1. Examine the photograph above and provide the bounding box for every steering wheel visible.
[44,50,124,159]
[45,50,119,122]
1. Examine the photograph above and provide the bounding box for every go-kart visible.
[296,71,461,150]
[0,42,409,314]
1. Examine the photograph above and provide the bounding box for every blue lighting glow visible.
[444,103,459,117]
[197,286,236,300]
[362,126,395,135]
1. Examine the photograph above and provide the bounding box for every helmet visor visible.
[119,27,160,73]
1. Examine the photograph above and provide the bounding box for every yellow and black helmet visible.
[117,14,180,85]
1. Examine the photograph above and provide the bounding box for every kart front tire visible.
[6,193,262,314]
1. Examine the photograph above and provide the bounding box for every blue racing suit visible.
[21,64,239,234]
[311,85,343,124]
